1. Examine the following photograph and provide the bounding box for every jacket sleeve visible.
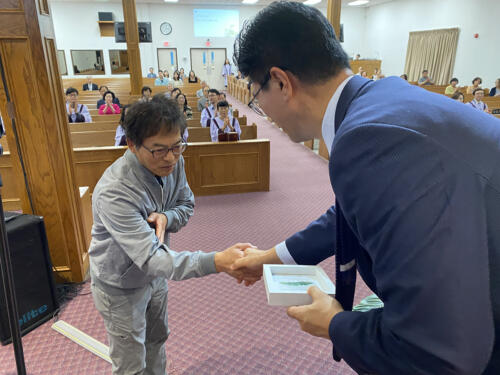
[284,205,336,265]
[95,186,216,281]
[329,124,494,375]
[82,105,92,122]
[163,156,195,233]
[98,105,105,115]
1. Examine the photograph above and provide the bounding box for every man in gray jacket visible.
[89,96,253,375]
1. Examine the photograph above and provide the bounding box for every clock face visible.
[160,22,172,36]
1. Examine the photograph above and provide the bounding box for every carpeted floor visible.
[0,95,372,374]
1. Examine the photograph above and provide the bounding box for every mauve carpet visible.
[0,95,372,374]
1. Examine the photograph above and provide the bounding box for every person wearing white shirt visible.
[200,89,219,127]
[209,100,241,142]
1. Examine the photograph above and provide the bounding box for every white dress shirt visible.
[275,75,354,264]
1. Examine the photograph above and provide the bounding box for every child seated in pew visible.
[66,87,92,123]
[209,100,241,142]
[201,89,219,127]
[98,91,121,115]
[139,86,152,103]
[115,105,129,146]
[97,86,121,109]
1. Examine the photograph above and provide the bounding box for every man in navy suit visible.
[231,2,499,374]
[83,76,98,91]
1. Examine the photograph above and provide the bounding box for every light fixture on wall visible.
[303,0,322,5]
[348,0,370,6]
[242,0,259,4]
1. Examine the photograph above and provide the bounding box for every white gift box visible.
[263,264,336,306]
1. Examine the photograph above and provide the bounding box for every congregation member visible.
[222,58,232,87]
[98,91,121,115]
[200,89,219,127]
[154,71,169,86]
[139,86,152,103]
[231,2,500,374]
[354,53,361,60]
[445,78,460,95]
[467,88,490,113]
[114,105,129,146]
[467,77,483,94]
[179,68,186,80]
[418,69,434,85]
[210,100,241,142]
[89,95,254,375]
[83,76,98,91]
[196,81,207,97]
[172,71,183,87]
[361,71,367,78]
[97,86,121,109]
[197,86,210,111]
[371,68,381,81]
[451,91,465,102]
[188,70,198,83]
[65,87,91,123]
[147,67,157,78]
[356,67,363,76]
[489,78,500,97]
[170,87,181,99]
[176,93,193,120]
[164,82,174,97]
[400,74,408,81]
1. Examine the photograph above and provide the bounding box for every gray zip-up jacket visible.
[89,149,216,293]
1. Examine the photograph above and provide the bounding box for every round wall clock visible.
[160,22,172,36]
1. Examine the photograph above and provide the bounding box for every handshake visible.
[213,243,280,286]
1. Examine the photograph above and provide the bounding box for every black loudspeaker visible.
[0,213,59,345]
[98,12,113,22]
[114,22,152,43]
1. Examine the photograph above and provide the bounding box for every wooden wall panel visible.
[0,0,23,11]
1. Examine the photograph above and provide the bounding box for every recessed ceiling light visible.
[304,0,322,5]
[242,0,259,4]
[164,0,179,3]
[348,0,370,6]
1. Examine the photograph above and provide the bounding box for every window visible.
[70,50,105,75]
[56,50,67,76]
[108,50,129,75]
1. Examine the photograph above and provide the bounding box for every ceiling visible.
[50,0,400,8]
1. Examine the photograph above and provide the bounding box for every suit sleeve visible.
[284,205,336,265]
[329,124,494,375]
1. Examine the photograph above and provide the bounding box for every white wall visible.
[49,1,366,79]
[364,0,500,86]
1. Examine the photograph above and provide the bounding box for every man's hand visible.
[231,247,282,286]
[287,286,343,340]
[214,243,261,283]
[147,212,168,243]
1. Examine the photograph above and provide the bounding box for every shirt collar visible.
[321,75,354,154]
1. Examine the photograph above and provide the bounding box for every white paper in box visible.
[263,264,336,306]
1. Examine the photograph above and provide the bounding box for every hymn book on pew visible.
[218,132,239,142]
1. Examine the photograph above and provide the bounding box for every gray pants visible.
[91,278,169,375]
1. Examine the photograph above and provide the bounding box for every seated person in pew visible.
[467,88,490,113]
[170,87,181,99]
[115,105,129,146]
[188,70,198,83]
[210,100,241,142]
[451,92,464,103]
[139,86,152,103]
[197,86,210,111]
[154,71,170,86]
[98,91,121,115]
[445,78,459,95]
[218,92,232,115]
[490,79,500,97]
[164,82,174,98]
[172,71,183,87]
[66,87,92,123]
[147,67,157,79]
[97,86,121,109]
[83,76,98,91]
[196,81,207,98]
[179,68,186,81]
[418,69,434,86]
[200,89,219,127]
[175,93,193,120]
[89,96,253,375]
[467,77,482,94]
[400,73,408,81]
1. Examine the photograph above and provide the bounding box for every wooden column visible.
[318,0,343,161]
[0,0,88,282]
[122,0,142,95]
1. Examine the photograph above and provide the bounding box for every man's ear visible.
[269,67,294,101]
[126,138,136,153]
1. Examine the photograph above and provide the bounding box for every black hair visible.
[233,1,349,85]
[472,77,482,85]
[422,69,428,73]
[65,87,79,96]
[103,90,115,100]
[208,88,220,96]
[99,85,109,92]
[119,105,130,125]
[451,92,464,100]
[175,93,189,110]
[472,88,484,95]
[173,71,180,80]
[450,78,459,84]
[217,100,229,109]
[123,94,186,147]
[171,88,181,97]
[141,86,152,95]
[400,74,408,81]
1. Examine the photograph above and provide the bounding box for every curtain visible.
[404,28,459,85]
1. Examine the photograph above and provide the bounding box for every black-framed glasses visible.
[142,141,187,159]
[248,73,271,117]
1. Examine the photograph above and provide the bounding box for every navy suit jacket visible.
[83,83,98,91]
[285,76,500,374]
